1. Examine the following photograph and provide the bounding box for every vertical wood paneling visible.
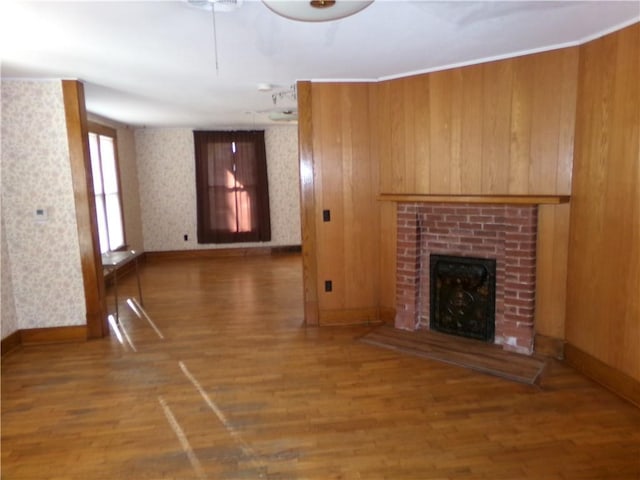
[412,76,431,193]
[556,48,580,194]
[371,49,579,341]
[310,83,379,323]
[371,81,397,320]
[377,81,393,193]
[402,77,418,192]
[449,70,464,194]
[378,201,397,318]
[529,52,563,193]
[481,60,513,193]
[567,23,640,381]
[297,81,319,326]
[535,204,570,339]
[429,70,452,192]
[314,85,345,311]
[390,81,406,192]
[460,65,484,194]
[376,48,578,196]
[343,86,376,308]
[509,56,534,193]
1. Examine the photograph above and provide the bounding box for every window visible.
[194,130,271,244]
[88,124,125,253]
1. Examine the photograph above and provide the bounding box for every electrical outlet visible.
[324,280,332,292]
[183,234,188,241]
[323,209,331,222]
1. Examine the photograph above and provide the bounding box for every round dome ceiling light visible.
[310,0,336,8]
[262,0,373,22]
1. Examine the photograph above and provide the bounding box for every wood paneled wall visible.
[375,48,578,196]
[300,82,381,325]
[566,23,640,382]
[535,203,571,339]
[300,50,580,330]
[373,50,579,332]
[298,28,639,397]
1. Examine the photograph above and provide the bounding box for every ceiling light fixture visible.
[310,0,335,9]
[262,0,373,22]
[186,0,243,12]
[268,110,298,122]
[271,85,297,106]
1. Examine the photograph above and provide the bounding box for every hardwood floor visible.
[359,325,548,385]
[2,254,639,479]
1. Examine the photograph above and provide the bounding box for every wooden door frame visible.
[62,80,108,338]
[297,81,320,326]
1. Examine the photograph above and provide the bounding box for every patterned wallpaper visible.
[264,127,302,245]
[135,126,301,251]
[1,80,86,336]
[0,83,301,338]
[1,217,18,339]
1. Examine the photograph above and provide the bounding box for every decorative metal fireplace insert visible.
[430,254,496,342]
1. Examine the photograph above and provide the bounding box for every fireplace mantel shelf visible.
[378,193,570,205]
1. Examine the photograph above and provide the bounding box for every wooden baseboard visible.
[20,325,88,346]
[271,245,302,254]
[3,326,88,358]
[379,307,396,324]
[146,246,301,262]
[534,333,565,359]
[319,308,382,326]
[564,343,640,408]
[1,331,22,357]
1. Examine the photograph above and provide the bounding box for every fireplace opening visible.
[430,255,496,342]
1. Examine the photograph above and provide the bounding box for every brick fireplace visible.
[395,202,538,354]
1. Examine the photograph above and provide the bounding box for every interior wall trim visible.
[534,333,565,359]
[21,325,88,345]
[378,194,570,204]
[62,80,108,339]
[1,331,22,357]
[145,246,301,262]
[296,81,320,326]
[319,308,383,326]
[379,307,396,324]
[564,343,640,408]
[2,326,88,358]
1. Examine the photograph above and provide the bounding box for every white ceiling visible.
[1,1,638,128]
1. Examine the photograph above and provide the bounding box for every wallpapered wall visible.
[135,126,301,251]
[1,217,18,339]
[1,80,86,338]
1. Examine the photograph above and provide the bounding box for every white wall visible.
[135,126,301,251]
[0,80,86,337]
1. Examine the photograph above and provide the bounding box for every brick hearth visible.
[395,203,538,354]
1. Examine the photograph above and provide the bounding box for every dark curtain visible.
[194,130,271,243]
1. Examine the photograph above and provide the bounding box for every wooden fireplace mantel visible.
[378,193,570,205]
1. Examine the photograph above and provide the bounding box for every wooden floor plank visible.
[359,325,547,384]
[2,254,639,479]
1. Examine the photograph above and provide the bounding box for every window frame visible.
[194,130,271,244]
[87,122,127,253]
